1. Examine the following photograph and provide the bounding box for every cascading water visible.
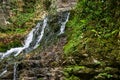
[13,63,17,80]
[0,12,70,79]
[0,17,48,59]
[59,12,70,35]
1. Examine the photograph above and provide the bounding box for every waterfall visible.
[0,16,48,59]
[0,12,70,60]
[58,12,70,35]
[33,17,48,49]
[0,12,70,79]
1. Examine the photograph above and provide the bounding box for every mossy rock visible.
[0,40,22,52]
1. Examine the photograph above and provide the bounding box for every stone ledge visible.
[56,0,77,12]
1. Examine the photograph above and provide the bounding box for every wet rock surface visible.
[0,37,67,80]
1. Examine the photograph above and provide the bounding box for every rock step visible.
[21,77,37,80]
[18,67,55,80]
[19,68,49,76]
[22,60,41,63]
[18,60,42,69]
[27,54,42,60]
[18,67,63,78]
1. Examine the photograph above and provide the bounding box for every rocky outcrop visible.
[56,0,77,12]
[50,0,77,12]
[0,37,67,80]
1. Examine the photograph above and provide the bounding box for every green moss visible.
[64,65,85,73]
[0,40,22,52]
[64,75,80,80]
[63,65,85,80]
[38,78,43,80]
[95,73,113,79]
[63,0,120,80]
[9,12,34,27]
[64,0,120,59]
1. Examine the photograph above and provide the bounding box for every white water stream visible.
[13,63,17,80]
[0,12,70,79]
[59,12,70,35]
[0,17,48,59]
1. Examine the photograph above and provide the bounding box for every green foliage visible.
[0,0,39,52]
[96,73,113,79]
[10,0,36,13]
[64,65,85,80]
[0,25,10,32]
[9,0,36,27]
[0,40,22,52]
[63,0,120,80]
[64,75,80,80]
[64,65,85,73]
[64,0,120,57]
[11,12,34,26]
[64,19,87,55]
